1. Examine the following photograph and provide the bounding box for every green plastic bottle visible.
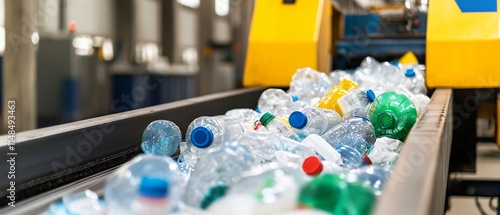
[369,92,417,141]
[298,174,376,215]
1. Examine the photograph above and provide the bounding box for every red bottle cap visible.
[302,156,323,176]
[363,153,372,165]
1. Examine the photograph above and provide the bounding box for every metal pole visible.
[3,0,38,132]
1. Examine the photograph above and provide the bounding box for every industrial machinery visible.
[0,0,498,214]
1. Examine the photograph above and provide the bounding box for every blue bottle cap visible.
[405,69,416,77]
[366,89,376,102]
[291,95,299,102]
[191,127,214,148]
[289,111,308,129]
[138,176,169,199]
[255,106,261,113]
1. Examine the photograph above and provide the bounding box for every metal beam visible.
[3,0,38,133]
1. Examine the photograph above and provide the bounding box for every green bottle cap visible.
[200,185,228,209]
[259,112,276,127]
[369,92,417,141]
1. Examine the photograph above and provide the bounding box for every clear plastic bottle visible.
[329,70,354,86]
[320,117,376,153]
[236,131,281,164]
[288,67,334,103]
[402,68,427,95]
[185,115,245,156]
[130,176,170,215]
[141,120,182,156]
[258,88,299,117]
[274,135,317,159]
[302,156,347,176]
[288,107,342,138]
[379,62,406,91]
[182,142,254,209]
[352,165,392,196]
[104,155,183,215]
[337,89,375,116]
[225,108,261,131]
[335,145,364,169]
[61,190,106,215]
[259,112,301,141]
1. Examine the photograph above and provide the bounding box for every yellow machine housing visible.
[426,0,500,88]
[243,0,331,87]
[427,0,500,147]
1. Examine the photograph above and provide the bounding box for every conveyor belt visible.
[0,88,453,214]
[0,87,265,209]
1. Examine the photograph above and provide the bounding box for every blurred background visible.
[0,0,256,132]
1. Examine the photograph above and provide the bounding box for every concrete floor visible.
[447,143,500,215]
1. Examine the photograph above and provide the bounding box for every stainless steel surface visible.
[374,89,453,215]
[0,167,116,215]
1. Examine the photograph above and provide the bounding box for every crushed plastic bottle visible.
[320,117,377,153]
[207,163,309,215]
[351,165,392,196]
[365,137,403,165]
[288,67,334,104]
[141,120,182,156]
[336,145,364,169]
[259,112,301,141]
[337,89,375,116]
[258,88,300,117]
[236,131,282,164]
[186,115,245,156]
[330,69,354,86]
[225,108,261,131]
[288,107,342,138]
[182,142,254,209]
[104,155,183,215]
[61,190,105,215]
[316,79,359,115]
[369,92,418,140]
[402,68,427,95]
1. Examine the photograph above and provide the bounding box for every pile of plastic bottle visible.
[43,57,430,215]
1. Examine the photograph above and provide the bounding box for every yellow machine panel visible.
[243,0,331,87]
[426,0,500,88]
